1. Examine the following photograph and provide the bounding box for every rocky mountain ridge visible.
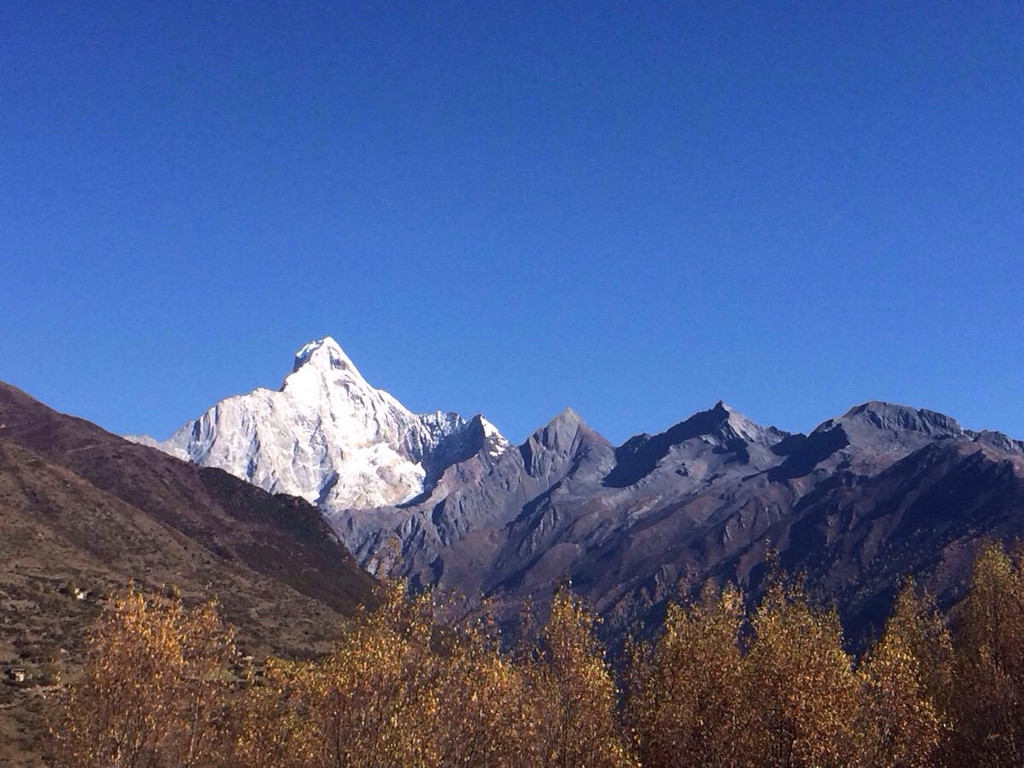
[139,338,1024,638]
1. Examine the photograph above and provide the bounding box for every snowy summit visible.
[149,337,508,510]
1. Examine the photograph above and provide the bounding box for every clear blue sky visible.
[3,1,1022,444]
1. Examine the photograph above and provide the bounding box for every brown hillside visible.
[0,382,376,766]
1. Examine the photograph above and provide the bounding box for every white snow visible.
[150,337,508,511]
[480,416,510,457]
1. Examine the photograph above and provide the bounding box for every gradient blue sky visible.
[3,1,1022,444]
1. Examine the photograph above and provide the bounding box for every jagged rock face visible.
[330,407,617,591]
[149,338,508,509]
[331,400,796,610]
[330,398,1024,641]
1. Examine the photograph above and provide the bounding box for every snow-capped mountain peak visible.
[146,337,505,510]
[292,336,357,374]
[280,336,414,423]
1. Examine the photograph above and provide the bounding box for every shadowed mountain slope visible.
[0,382,375,617]
[0,382,377,766]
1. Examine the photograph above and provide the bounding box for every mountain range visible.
[139,337,1024,639]
[5,335,1024,764]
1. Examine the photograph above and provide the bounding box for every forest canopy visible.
[49,542,1024,768]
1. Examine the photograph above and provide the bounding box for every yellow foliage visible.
[532,588,638,768]
[944,542,1024,767]
[50,585,236,768]
[231,581,634,767]
[857,582,949,768]
[742,580,862,767]
[50,545,1024,768]
[626,582,747,767]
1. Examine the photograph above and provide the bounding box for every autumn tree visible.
[233,658,320,768]
[626,582,748,767]
[429,613,543,766]
[945,542,1024,766]
[298,580,441,766]
[249,581,543,768]
[856,581,949,767]
[51,586,236,768]
[742,580,862,768]
[532,587,636,768]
